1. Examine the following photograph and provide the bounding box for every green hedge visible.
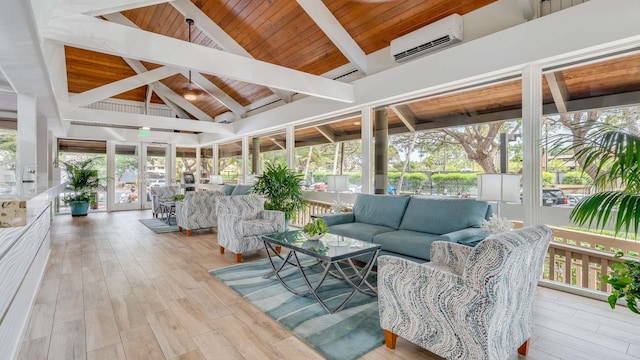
[563,171,592,185]
[431,173,477,194]
[542,172,555,187]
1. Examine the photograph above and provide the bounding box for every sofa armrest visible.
[430,241,473,271]
[436,227,489,245]
[259,210,285,232]
[316,212,355,226]
[217,213,245,251]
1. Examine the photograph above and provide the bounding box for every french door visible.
[108,142,170,211]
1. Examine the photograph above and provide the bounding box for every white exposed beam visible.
[297,0,368,74]
[69,66,180,108]
[544,71,569,113]
[121,57,212,120]
[43,0,173,18]
[389,105,416,132]
[67,123,199,145]
[0,82,13,93]
[104,12,246,116]
[169,0,293,103]
[144,85,153,114]
[270,139,285,151]
[182,71,246,117]
[41,14,355,103]
[63,107,234,134]
[314,125,336,143]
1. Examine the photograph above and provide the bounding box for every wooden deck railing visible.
[294,201,639,294]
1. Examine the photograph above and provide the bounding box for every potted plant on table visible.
[302,218,328,240]
[252,162,307,230]
[556,123,640,314]
[56,157,107,216]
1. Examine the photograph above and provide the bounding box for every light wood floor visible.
[16,210,640,360]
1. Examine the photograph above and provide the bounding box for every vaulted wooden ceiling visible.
[63,0,496,121]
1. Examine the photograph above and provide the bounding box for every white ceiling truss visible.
[28,0,360,139]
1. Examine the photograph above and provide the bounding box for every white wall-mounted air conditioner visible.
[390,13,463,63]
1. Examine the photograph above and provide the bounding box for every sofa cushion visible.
[329,222,395,242]
[399,197,489,235]
[222,185,235,195]
[353,194,411,229]
[372,230,443,261]
[231,184,253,195]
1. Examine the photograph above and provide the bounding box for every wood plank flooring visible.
[17,211,640,360]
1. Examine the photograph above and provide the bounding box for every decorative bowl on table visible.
[301,238,326,251]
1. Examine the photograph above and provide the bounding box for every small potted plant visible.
[56,157,107,216]
[302,218,328,240]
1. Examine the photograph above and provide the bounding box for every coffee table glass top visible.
[262,230,380,261]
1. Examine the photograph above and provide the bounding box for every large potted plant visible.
[559,123,640,314]
[252,162,307,228]
[56,157,107,216]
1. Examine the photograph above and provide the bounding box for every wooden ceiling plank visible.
[62,107,234,134]
[51,0,174,17]
[41,14,355,103]
[170,0,294,103]
[544,71,569,113]
[69,66,180,107]
[389,105,416,132]
[314,125,336,143]
[297,0,367,74]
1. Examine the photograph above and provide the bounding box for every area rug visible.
[209,257,383,360]
[138,217,179,233]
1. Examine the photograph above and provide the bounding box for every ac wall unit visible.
[390,13,463,63]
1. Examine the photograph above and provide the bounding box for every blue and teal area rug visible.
[139,218,179,233]
[210,258,383,360]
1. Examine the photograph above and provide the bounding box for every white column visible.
[36,116,48,185]
[522,64,543,226]
[286,125,295,170]
[242,136,249,184]
[195,146,201,184]
[361,106,373,194]
[169,143,177,185]
[17,94,37,183]
[212,143,219,175]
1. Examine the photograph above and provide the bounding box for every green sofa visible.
[319,194,492,262]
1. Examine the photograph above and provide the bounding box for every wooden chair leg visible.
[384,330,397,349]
[178,226,183,232]
[275,246,282,254]
[518,338,530,356]
[186,229,192,236]
[219,246,225,255]
[235,253,242,263]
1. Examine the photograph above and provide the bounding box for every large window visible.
[219,140,242,184]
[294,116,362,192]
[541,51,640,214]
[57,139,107,213]
[0,128,17,192]
[384,79,523,198]
[176,147,197,183]
[250,130,286,175]
[200,147,213,184]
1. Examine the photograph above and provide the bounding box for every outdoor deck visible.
[17,210,640,360]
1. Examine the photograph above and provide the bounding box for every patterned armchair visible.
[149,186,180,218]
[176,190,224,236]
[216,194,284,263]
[378,225,552,360]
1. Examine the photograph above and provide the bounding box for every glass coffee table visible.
[261,231,380,314]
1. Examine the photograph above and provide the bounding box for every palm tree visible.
[557,122,640,314]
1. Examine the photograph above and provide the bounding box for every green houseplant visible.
[252,162,307,227]
[56,157,107,216]
[560,123,640,314]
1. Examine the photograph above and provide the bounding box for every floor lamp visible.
[326,175,349,210]
[476,173,520,219]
